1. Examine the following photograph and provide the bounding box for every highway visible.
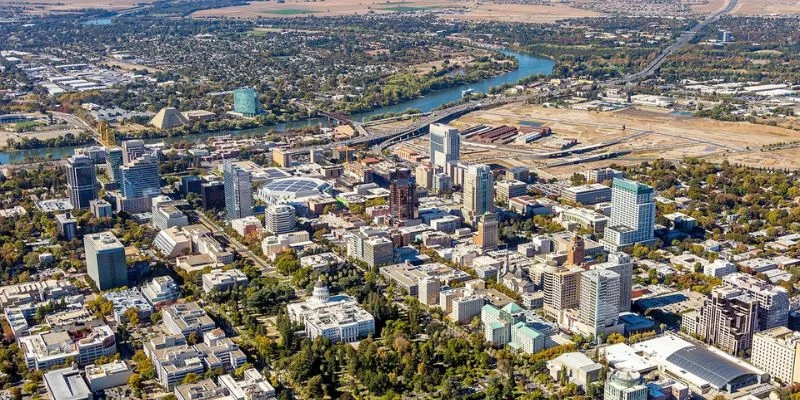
[620,0,738,83]
[50,111,103,145]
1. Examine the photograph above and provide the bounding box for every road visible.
[50,111,103,145]
[191,210,283,279]
[620,0,739,83]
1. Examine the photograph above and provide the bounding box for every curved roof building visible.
[632,334,767,394]
[256,177,330,205]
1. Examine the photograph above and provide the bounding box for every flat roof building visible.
[44,366,91,400]
[201,268,249,293]
[162,302,215,339]
[84,232,127,290]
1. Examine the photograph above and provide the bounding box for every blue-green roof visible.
[513,321,542,339]
[613,178,653,195]
[482,304,500,316]
[488,321,505,330]
[501,302,523,314]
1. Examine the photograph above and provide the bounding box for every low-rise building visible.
[153,201,189,231]
[547,352,602,390]
[85,360,133,392]
[103,288,153,324]
[142,276,179,308]
[562,183,612,205]
[218,368,276,400]
[44,366,91,400]
[231,215,264,237]
[201,268,249,293]
[162,302,215,339]
[19,320,116,370]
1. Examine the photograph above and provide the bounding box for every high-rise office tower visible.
[233,87,259,117]
[224,160,253,220]
[388,168,418,220]
[543,265,582,322]
[105,146,123,182]
[473,212,499,251]
[462,164,494,225]
[84,231,128,290]
[604,369,648,400]
[120,154,161,199]
[697,286,758,355]
[429,123,460,168]
[265,204,296,235]
[121,139,147,163]
[591,252,634,312]
[579,269,621,336]
[65,154,98,209]
[602,178,656,251]
[567,232,585,266]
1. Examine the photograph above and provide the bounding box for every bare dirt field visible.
[733,0,800,15]
[449,103,800,176]
[100,59,163,74]
[191,0,600,21]
[0,0,153,14]
[690,0,724,14]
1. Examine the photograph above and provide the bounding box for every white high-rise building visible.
[602,178,656,251]
[265,204,296,235]
[223,160,253,221]
[462,164,494,225]
[590,252,633,312]
[604,369,648,400]
[579,269,621,337]
[429,123,460,168]
[752,327,800,385]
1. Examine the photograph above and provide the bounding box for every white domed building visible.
[286,277,375,343]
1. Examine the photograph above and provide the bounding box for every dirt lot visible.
[0,0,154,14]
[192,0,600,21]
[449,103,800,176]
[690,0,725,14]
[733,0,800,15]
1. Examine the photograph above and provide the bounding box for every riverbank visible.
[0,50,554,164]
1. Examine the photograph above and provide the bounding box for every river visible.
[0,50,554,164]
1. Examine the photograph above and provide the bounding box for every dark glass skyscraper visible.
[66,154,98,209]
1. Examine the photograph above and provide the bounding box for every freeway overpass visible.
[280,99,500,158]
